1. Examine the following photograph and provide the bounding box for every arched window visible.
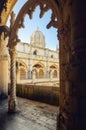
[33,50,37,55]
[51,55,53,58]
[53,70,57,78]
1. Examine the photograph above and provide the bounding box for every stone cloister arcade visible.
[0,0,86,130]
[18,61,58,80]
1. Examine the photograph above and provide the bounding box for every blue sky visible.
[6,0,59,50]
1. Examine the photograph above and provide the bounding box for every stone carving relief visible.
[0,0,7,22]
[7,0,60,48]
[0,32,8,57]
[8,11,20,48]
[0,26,9,57]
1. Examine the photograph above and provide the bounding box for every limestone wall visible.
[9,84,60,106]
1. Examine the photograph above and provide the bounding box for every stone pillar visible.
[28,69,32,79]
[69,1,86,129]
[32,70,36,79]
[16,69,20,83]
[46,70,49,78]
[8,47,17,112]
[58,1,86,130]
[0,56,8,98]
[0,32,9,99]
[57,22,71,130]
[50,70,53,80]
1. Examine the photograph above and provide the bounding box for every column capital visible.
[9,47,17,56]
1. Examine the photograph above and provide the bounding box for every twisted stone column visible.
[8,47,17,112]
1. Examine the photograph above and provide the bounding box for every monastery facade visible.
[15,28,59,86]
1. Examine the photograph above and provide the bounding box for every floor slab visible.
[0,97,59,130]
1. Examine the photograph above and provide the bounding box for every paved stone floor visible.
[0,97,59,130]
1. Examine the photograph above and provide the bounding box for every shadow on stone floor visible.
[0,98,58,130]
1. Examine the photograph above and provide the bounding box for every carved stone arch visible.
[50,64,57,69]
[33,62,45,68]
[8,0,61,47]
[17,60,28,70]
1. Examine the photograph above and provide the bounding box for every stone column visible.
[32,70,36,79]
[8,47,17,112]
[28,65,32,79]
[50,70,53,80]
[0,32,9,99]
[57,22,71,130]
[58,1,86,130]
[16,69,20,83]
[0,56,9,98]
[69,1,86,129]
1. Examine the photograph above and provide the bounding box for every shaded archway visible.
[1,1,62,130]
[39,69,44,78]
[33,63,44,79]
[53,69,57,78]
[1,1,86,130]
[20,67,26,80]
[7,0,61,122]
[1,1,68,130]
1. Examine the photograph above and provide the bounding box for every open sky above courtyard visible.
[6,0,59,50]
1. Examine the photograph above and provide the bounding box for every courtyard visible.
[0,97,58,130]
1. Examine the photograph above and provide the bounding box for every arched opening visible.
[1,1,86,130]
[33,50,38,55]
[39,69,44,78]
[20,67,26,80]
[7,0,60,122]
[33,63,44,79]
[53,70,57,78]
[0,0,61,130]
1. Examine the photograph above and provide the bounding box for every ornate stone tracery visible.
[0,0,86,130]
[7,0,60,48]
[6,0,61,114]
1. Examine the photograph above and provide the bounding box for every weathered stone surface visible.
[0,97,58,130]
